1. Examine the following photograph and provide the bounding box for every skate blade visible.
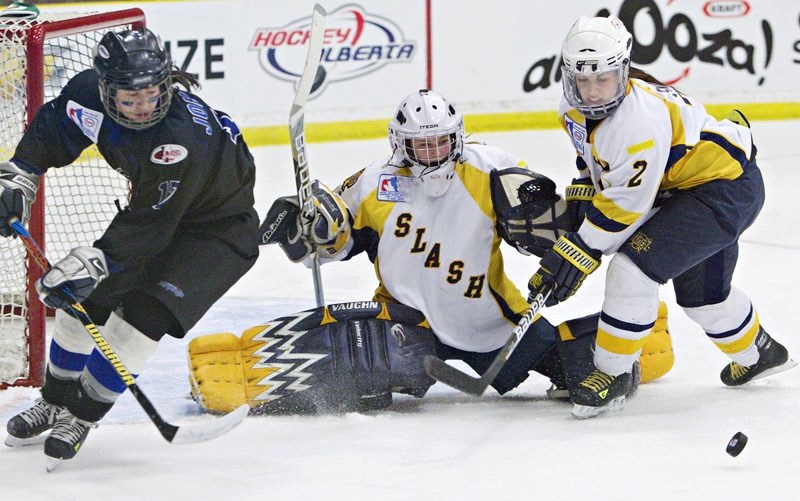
[45,458,62,472]
[5,434,48,448]
[571,395,626,419]
[750,358,798,383]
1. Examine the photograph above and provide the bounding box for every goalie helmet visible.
[388,89,464,197]
[561,15,632,120]
[93,27,172,130]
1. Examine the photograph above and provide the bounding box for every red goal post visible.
[0,8,146,389]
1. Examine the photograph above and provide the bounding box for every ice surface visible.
[2,122,798,499]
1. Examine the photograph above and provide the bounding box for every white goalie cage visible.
[0,8,146,389]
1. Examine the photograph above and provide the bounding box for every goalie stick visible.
[10,219,249,446]
[423,284,553,396]
[291,3,327,307]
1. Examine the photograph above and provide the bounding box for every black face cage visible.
[99,76,173,130]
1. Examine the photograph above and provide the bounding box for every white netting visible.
[0,14,135,385]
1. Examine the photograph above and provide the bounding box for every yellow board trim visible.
[241,102,800,147]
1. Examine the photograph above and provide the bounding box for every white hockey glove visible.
[0,160,39,237]
[36,246,110,309]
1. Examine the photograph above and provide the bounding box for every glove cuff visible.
[552,234,600,275]
[565,183,595,202]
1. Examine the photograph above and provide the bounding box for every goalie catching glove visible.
[490,167,571,257]
[258,180,352,264]
[36,246,110,309]
[528,232,601,305]
[0,160,39,237]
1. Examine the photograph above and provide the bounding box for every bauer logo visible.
[250,4,416,97]
[150,144,188,165]
[66,100,103,144]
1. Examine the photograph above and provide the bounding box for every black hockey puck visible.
[726,431,748,457]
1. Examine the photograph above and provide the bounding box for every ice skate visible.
[5,398,63,447]
[43,409,97,470]
[571,362,640,419]
[721,328,797,386]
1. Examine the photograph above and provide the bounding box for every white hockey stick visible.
[9,219,249,448]
[291,3,327,307]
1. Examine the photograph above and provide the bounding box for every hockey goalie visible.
[188,94,674,414]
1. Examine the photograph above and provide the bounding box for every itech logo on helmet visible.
[150,144,188,165]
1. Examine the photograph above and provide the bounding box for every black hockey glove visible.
[0,161,39,237]
[528,233,601,306]
[564,177,595,232]
[259,180,351,263]
[35,246,109,309]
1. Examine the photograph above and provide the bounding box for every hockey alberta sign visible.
[249,4,416,98]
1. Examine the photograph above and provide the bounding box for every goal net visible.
[0,8,146,388]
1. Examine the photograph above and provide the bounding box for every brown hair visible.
[629,67,667,86]
[171,67,200,91]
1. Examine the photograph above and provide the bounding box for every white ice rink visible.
[2,121,799,499]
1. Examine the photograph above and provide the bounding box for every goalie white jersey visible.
[336,144,529,353]
[560,78,753,254]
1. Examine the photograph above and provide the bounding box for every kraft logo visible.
[703,0,750,17]
[151,144,188,165]
[250,4,416,98]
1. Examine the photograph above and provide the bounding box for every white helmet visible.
[561,15,632,119]
[388,89,464,197]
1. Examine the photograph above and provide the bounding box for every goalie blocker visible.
[188,301,674,414]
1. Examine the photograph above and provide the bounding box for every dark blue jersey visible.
[13,69,258,273]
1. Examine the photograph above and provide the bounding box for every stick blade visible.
[169,404,249,445]
[423,355,489,397]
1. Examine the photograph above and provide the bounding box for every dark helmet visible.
[93,27,172,129]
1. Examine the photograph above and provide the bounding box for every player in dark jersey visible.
[0,27,258,463]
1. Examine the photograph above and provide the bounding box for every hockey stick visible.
[291,3,327,307]
[10,219,249,444]
[423,284,553,396]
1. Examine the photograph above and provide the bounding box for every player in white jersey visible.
[250,89,674,410]
[526,15,795,418]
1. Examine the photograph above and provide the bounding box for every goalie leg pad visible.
[188,302,437,414]
[639,301,674,383]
